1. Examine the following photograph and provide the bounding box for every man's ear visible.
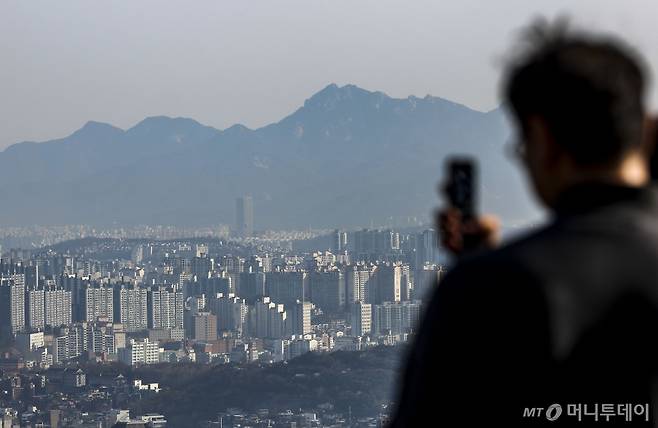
[527,115,560,166]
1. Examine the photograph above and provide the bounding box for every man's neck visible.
[569,151,649,189]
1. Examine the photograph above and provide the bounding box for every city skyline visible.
[0,224,437,426]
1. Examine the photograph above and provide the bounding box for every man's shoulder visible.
[426,226,552,342]
[431,225,562,317]
[448,224,556,283]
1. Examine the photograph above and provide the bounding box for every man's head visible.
[503,20,649,209]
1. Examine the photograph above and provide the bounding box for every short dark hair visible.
[504,19,647,165]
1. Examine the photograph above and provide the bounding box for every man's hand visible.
[437,208,500,256]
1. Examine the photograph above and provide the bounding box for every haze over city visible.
[2,0,658,149]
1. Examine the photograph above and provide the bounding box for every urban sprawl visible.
[0,199,442,427]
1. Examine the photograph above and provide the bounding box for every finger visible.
[479,214,500,232]
[478,215,501,243]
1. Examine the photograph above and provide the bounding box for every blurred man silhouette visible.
[390,21,658,427]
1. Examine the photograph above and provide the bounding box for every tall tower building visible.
[414,264,445,301]
[308,269,345,314]
[192,312,217,342]
[372,301,423,336]
[84,285,114,323]
[268,303,287,339]
[238,271,266,303]
[289,301,313,336]
[27,289,46,330]
[374,263,403,304]
[332,230,348,252]
[0,274,26,337]
[415,229,437,268]
[249,296,287,339]
[351,301,372,337]
[345,264,377,305]
[251,297,274,338]
[235,196,254,238]
[117,286,148,332]
[211,293,248,336]
[45,287,72,327]
[265,271,308,306]
[147,286,184,330]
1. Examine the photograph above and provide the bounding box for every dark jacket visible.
[390,183,658,427]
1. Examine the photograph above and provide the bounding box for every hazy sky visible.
[2,0,658,149]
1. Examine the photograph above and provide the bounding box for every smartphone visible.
[445,157,477,220]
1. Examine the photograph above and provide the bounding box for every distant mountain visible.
[0,84,539,229]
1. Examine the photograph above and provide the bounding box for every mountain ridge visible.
[1,83,493,153]
[0,84,539,229]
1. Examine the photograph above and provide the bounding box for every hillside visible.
[127,346,404,427]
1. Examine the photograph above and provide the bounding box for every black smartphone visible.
[445,157,477,220]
